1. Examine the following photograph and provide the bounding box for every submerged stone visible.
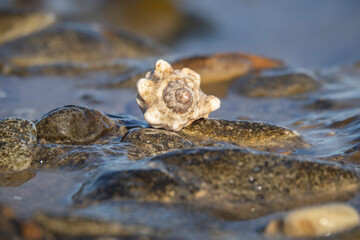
[0,170,36,187]
[0,118,37,172]
[152,148,358,202]
[180,118,308,151]
[73,168,196,205]
[73,147,359,220]
[35,105,115,145]
[32,140,128,171]
[123,128,194,160]
[328,114,360,129]
[237,73,320,98]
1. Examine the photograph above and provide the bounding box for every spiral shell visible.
[163,80,193,113]
[136,59,220,131]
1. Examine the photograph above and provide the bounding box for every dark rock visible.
[305,98,337,110]
[305,98,358,110]
[152,148,359,220]
[329,115,360,129]
[123,128,194,160]
[152,148,358,202]
[0,170,36,187]
[0,118,37,172]
[180,118,308,152]
[74,147,359,220]
[32,144,76,169]
[35,105,115,145]
[237,73,320,98]
[73,169,197,205]
[32,142,128,171]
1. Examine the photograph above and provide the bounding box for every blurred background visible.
[1,0,360,67]
[0,0,360,121]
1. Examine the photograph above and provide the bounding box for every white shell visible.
[136,59,220,131]
[265,203,360,237]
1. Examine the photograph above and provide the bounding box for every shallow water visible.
[1,1,360,239]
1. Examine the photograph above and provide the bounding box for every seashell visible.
[265,203,360,237]
[136,59,220,131]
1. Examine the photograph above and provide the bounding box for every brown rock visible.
[36,105,115,145]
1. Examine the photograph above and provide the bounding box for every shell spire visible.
[136,59,221,131]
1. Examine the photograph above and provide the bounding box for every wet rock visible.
[327,114,360,159]
[74,148,359,220]
[123,128,194,160]
[341,142,360,164]
[32,114,128,170]
[73,169,197,205]
[154,148,359,220]
[32,141,127,171]
[93,122,128,145]
[172,53,283,85]
[32,144,75,169]
[180,118,308,151]
[0,22,164,69]
[305,98,358,110]
[305,98,338,110]
[237,72,320,98]
[265,203,360,237]
[35,213,160,239]
[0,170,36,187]
[0,10,56,45]
[35,105,115,145]
[0,118,37,172]
[32,119,127,170]
[329,114,360,129]
[152,148,359,202]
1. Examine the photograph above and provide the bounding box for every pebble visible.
[265,203,360,237]
[35,105,115,145]
[237,72,320,98]
[0,118,37,172]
